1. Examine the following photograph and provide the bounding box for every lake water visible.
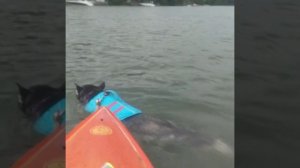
[0,0,64,166]
[66,6,234,168]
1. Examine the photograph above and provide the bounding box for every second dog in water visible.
[17,83,65,135]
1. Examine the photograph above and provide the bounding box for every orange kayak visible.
[11,126,65,168]
[66,107,154,168]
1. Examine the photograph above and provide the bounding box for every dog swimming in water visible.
[75,81,233,155]
[17,83,65,135]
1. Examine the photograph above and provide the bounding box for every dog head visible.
[17,83,65,121]
[75,82,105,105]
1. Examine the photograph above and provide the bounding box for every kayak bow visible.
[66,107,154,168]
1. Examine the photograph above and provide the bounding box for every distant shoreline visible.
[66,4,234,6]
[66,0,234,6]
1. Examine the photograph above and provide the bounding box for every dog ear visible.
[98,82,105,91]
[16,83,29,97]
[75,83,82,96]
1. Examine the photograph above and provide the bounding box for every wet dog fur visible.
[17,83,65,123]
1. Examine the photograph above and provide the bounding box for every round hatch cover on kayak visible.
[101,162,114,168]
[90,125,112,136]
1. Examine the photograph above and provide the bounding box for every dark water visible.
[0,0,64,166]
[67,6,234,167]
[235,0,300,167]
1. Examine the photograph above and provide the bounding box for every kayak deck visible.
[66,107,153,168]
[11,126,65,168]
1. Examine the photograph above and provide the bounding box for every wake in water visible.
[124,115,233,156]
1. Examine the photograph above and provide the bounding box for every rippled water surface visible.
[67,6,234,168]
[0,0,64,166]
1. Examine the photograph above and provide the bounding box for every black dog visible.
[75,82,105,105]
[75,82,233,155]
[17,83,65,130]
